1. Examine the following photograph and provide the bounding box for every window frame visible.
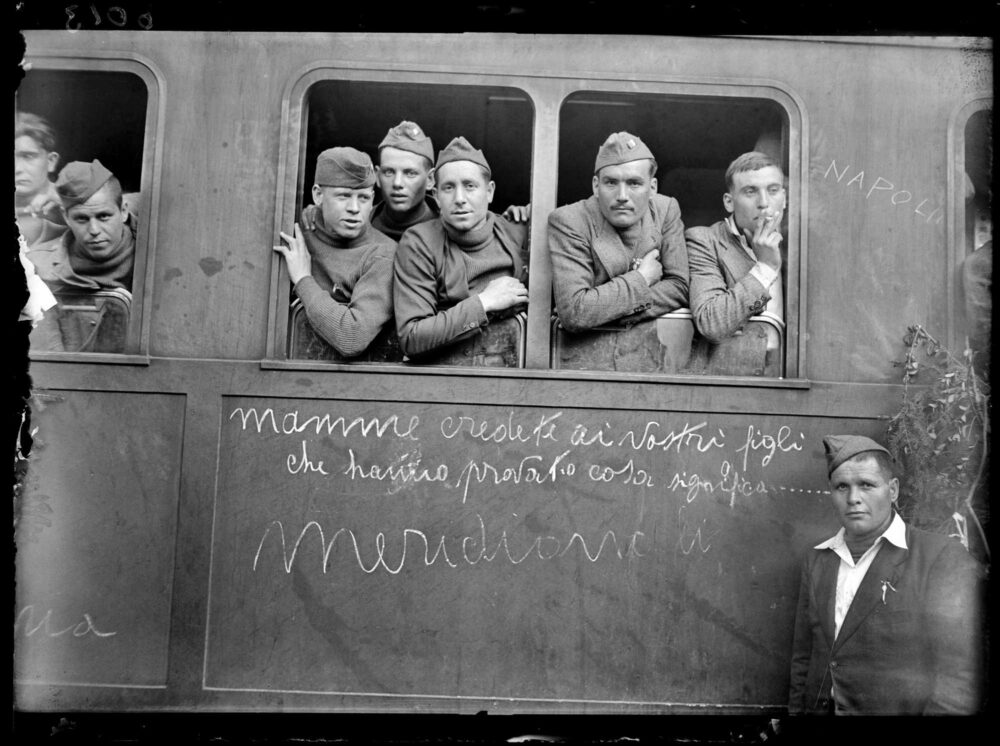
[20,53,165,365]
[946,95,992,352]
[264,63,808,385]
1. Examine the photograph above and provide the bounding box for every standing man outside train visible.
[393,136,528,359]
[686,151,785,351]
[787,435,983,715]
[547,131,688,332]
[274,147,397,359]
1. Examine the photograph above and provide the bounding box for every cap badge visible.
[627,139,636,149]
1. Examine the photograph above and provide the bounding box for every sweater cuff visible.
[293,275,325,304]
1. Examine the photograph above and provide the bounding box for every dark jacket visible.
[788,524,984,715]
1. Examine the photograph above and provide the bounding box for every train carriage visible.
[14,30,992,725]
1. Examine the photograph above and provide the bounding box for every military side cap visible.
[379,120,434,163]
[315,147,376,189]
[594,131,656,174]
[434,136,491,177]
[822,434,893,476]
[55,159,114,208]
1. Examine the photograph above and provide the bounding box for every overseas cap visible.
[823,435,893,477]
[379,120,434,163]
[55,159,113,208]
[315,147,376,189]
[594,131,656,175]
[434,136,491,177]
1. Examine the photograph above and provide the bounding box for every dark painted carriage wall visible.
[15,33,990,715]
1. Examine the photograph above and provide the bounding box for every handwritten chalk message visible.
[206,398,841,702]
[224,404,817,576]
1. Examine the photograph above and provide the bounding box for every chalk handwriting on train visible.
[14,605,117,639]
[229,407,420,441]
[454,451,576,503]
[440,411,562,448]
[253,515,646,575]
[822,159,944,224]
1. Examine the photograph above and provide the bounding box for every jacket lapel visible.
[814,551,840,649]
[591,219,630,279]
[716,223,756,287]
[831,541,908,652]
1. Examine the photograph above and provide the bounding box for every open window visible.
[953,102,992,373]
[19,66,154,358]
[552,91,792,378]
[285,79,534,367]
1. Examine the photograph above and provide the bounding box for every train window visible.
[284,79,533,367]
[957,105,991,373]
[551,91,791,378]
[964,108,992,253]
[19,67,152,358]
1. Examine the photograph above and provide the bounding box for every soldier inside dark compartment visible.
[392,136,529,360]
[274,147,397,358]
[686,151,786,353]
[547,131,689,332]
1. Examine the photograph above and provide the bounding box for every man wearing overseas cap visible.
[686,151,786,351]
[370,120,440,240]
[274,147,397,358]
[27,159,136,292]
[787,434,983,715]
[547,131,688,333]
[393,135,529,359]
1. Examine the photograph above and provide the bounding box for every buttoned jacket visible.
[686,219,775,343]
[547,194,688,332]
[788,525,983,715]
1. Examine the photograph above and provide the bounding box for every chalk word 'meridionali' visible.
[253,515,646,575]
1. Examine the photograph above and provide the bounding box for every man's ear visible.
[486,180,496,204]
[722,191,735,215]
[889,477,900,503]
[311,184,323,206]
[650,176,658,194]
[46,151,60,176]
[592,174,600,197]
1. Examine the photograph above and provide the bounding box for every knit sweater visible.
[370,199,438,241]
[393,213,528,357]
[295,215,397,358]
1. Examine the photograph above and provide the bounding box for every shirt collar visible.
[724,215,752,254]
[814,511,908,551]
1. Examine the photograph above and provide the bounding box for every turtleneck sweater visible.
[393,212,529,358]
[370,199,438,241]
[295,214,397,358]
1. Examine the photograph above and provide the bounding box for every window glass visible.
[552,91,790,377]
[18,69,148,355]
